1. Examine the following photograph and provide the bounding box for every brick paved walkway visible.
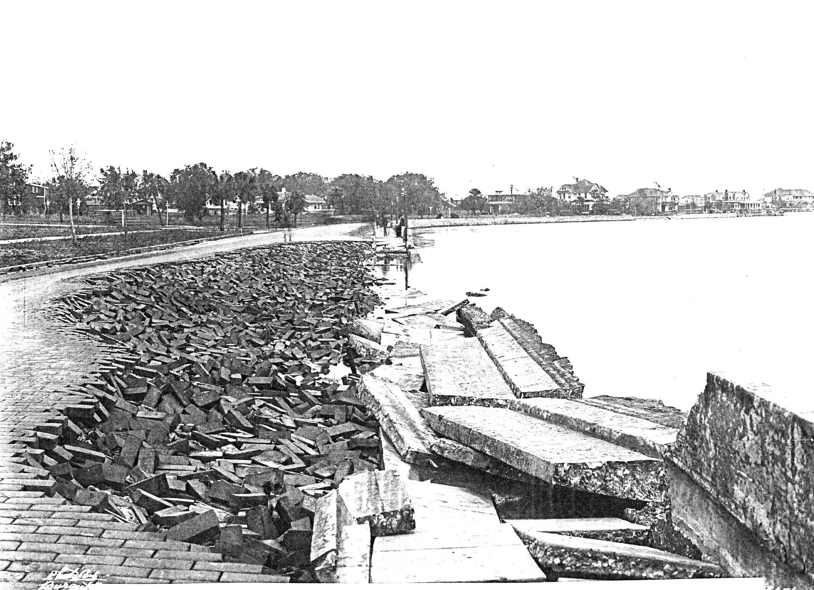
[0,224,366,586]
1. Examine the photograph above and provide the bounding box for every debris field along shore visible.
[38,241,386,582]
[20,233,737,584]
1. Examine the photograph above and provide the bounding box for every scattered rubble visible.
[41,242,386,580]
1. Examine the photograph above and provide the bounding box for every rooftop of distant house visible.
[557,178,608,194]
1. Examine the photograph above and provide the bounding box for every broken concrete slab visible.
[495,316,584,397]
[349,318,384,344]
[337,469,415,536]
[667,462,814,590]
[667,372,814,588]
[404,480,499,528]
[505,517,650,545]
[509,397,678,458]
[428,438,537,484]
[371,522,546,583]
[420,335,515,407]
[356,373,436,464]
[385,299,456,319]
[422,405,665,501]
[510,525,723,581]
[311,490,338,582]
[334,522,371,584]
[476,322,567,398]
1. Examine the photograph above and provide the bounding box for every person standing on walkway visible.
[395,217,403,238]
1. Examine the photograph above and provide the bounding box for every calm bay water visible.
[405,215,814,410]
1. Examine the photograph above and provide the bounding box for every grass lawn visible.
[0,228,233,268]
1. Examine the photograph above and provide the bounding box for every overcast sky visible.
[3,1,814,198]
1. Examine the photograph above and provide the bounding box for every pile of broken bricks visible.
[29,243,391,580]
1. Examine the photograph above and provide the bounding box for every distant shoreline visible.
[409,212,744,230]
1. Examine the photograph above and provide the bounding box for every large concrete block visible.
[422,405,666,501]
[668,372,814,585]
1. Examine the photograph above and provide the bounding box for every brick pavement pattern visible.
[0,225,365,587]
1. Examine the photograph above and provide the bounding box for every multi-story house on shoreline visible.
[556,178,608,212]
[763,188,814,208]
[486,186,526,214]
[616,186,677,214]
[703,189,759,213]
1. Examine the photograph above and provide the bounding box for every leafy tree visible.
[169,163,217,222]
[282,172,326,198]
[328,174,379,214]
[0,141,31,215]
[232,170,257,229]
[285,191,307,227]
[628,196,658,216]
[461,189,488,214]
[138,171,170,225]
[98,167,143,236]
[214,171,235,230]
[256,168,279,228]
[49,145,92,244]
[97,166,124,210]
[591,199,611,215]
[386,172,445,217]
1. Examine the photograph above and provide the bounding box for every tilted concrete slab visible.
[505,517,650,545]
[372,521,546,583]
[385,299,456,319]
[405,479,500,528]
[668,462,814,590]
[668,372,814,588]
[476,321,567,398]
[511,524,724,581]
[420,334,516,407]
[356,373,438,464]
[509,397,678,458]
[421,405,666,501]
[496,317,584,397]
[362,373,535,481]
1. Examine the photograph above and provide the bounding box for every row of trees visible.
[1,141,448,228]
[460,187,563,215]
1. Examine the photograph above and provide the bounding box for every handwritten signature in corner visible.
[37,565,103,590]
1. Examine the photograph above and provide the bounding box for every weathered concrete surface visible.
[510,397,678,458]
[422,405,666,501]
[385,299,456,319]
[356,373,437,464]
[668,463,814,590]
[668,371,814,587]
[420,334,516,407]
[476,321,570,398]
[311,490,339,582]
[337,469,415,536]
[371,521,545,583]
[428,437,538,484]
[495,316,584,397]
[505,517,650,545]
[334,522,371,584]
[311,490,372,584]
[583,395,687,429]
[456,303,493,336]
[404,479,499,528]
[511,525,723,581]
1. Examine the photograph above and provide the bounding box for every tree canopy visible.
[170,163,217,221]
[0,141,31,215]
[282,172,326,198]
